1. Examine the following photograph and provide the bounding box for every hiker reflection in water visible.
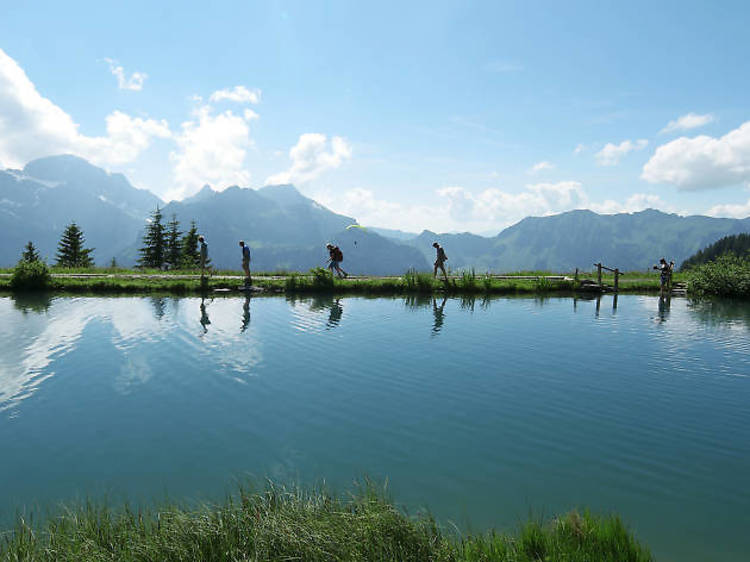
[326,298,343,329]
[241,296,251,333]
[199,297,211,333]
[658,295,671,323]
[432,296,447,336]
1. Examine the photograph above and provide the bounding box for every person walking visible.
[239,240,252,286]
[432,242,448,280]
[326,243,348,278]
[198,235,209,279]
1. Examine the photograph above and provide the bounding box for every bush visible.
[310,267,335,290]
[687,254,750,297]
[11,259,51,291]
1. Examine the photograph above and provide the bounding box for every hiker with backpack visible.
[326,243,348,278]
[239,240,252,286]
[653,257,674,296]
[432,241,448,280]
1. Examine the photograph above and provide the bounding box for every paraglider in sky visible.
[346,224,366,246]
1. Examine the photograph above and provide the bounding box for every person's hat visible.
[660,257,667,263]
[326,243,333,248]
[432,242,439,248]
[239,240,244,246]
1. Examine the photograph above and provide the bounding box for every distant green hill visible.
[680,233,750,270]
[397,209,750,272]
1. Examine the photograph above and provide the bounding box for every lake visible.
[1,293,749,561]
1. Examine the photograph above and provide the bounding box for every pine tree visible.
[180,220,201,269]
[138,206,166,269]
[56,223,94,267]
[165,214,183,270]
[21,241,40,263]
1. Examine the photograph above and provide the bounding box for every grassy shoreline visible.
[0,482,652,561]
[0,266,680,296]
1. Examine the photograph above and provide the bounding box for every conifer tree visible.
[180,220,201,269]
[138,206,166,269]
[21,241,40,263]
[165,214,183,270]
[56,223,94,267]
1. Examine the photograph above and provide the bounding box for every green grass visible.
[0,265,689,296]
[0,482,652,562]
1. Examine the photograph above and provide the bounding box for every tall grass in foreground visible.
[403,268,436,293]
[0,482,652,562]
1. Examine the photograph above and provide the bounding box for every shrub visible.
[310,267,335,290]
[688,254,750,297]
[11,259,52,291]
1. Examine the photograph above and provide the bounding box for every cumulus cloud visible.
[0,48,169,169]
[209,86,261,104]
[167,105,256,200]
[315,181,676,233]
[528,161,554,174]
[574,143,585,155]
[104,58,147,91]
[642,121,750,190]
[595,139,648,166]
[589,193,673,215]
[315,181,588,233]
[706,198,750,219]
[660,112,714,134]
[265,134,352,185]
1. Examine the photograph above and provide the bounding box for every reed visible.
[0,482,652,562]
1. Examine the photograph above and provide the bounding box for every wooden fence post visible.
[596,263,602,287]
[614,268,619,293]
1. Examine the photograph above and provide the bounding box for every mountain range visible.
[1,155,749,273]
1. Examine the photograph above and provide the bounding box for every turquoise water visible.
[1,293,749,560]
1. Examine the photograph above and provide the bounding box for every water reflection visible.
[150,297,168,320]
[11,293,53,315]
[200,297,212,334]
[326,299,343,330]
[432,296,446,336]
[657,296,671,323]
[241,296,251,333]
[687,298,750,329]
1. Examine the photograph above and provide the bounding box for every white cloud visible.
[209,86,261,104]
[660,112,714,134]
[104,58,147,91]
[315,182,680,233]
[595,139,648,166]
[528,161,554,174]
[706,198,750,219]
[316,181,588,233]
[0,48,169,170]
[574,143,585,155]
[589,193,672,215]
[167,105,255,200]
[642,121,750,190]
[265,133,352,185]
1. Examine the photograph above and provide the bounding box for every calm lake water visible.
[1,293,749,560]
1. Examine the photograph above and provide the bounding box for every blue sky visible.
[1,0,749,233]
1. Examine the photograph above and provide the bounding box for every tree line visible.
[18,207,204,270]
[680,233,750,270]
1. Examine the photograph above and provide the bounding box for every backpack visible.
[242,245,251,260]
[437,247,447,261]
[333,246,344,262]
